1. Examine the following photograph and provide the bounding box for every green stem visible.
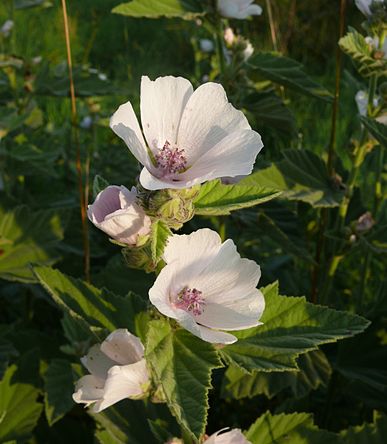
[215,19,225,77]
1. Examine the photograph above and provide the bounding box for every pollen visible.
[155,140,187,176]
[175,287,205,316]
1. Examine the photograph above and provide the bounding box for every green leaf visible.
[0,365,43,442]
[112,0,204,20]
[43,359,75,426]
[339,30,387,78]
[0,340,18,379]
[193,179,281,216]
[145,319,222,440]
[93,175,110,199]
[361,117,387,147]
[219,282,370,373]
[151,220,172,265]
[241,150,344,207]
[33,266,147,335]
[223,349,331,400]
[0,206,67,283]
[246,411,338,444]
[340,411,387,444]
[247,53,333,101]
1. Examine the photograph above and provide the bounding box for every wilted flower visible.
[200,38,215,53]
[217,0,262,19]
[356,211,375,233]
[149,229,265,344]
[73,329,150,412]
[110,76,263,190]
[0,20,14,37]
[365,35,387,57]
[355,0,384,17]
[88,185,151,245]
[205,428,251,444]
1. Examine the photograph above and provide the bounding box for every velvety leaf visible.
[93,175,110,199]
[361,117,387,147]
[0,206,67,283]
[247,53,333,101]
[193,179,281,216]
[223,349,331,400]
[0,339,18,379]
[43,359,75,426]
[339,30,387,78]
[241,150,344,207]
[145,319,222,440]
[0,365,43,442]
[340,411,387,444]
[246,411,339,444]
[112,0,204,19]
[151,220,172,265]
[220,282,370,373]
[33,266,147,335]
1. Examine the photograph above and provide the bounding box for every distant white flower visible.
[149,229,265,344]
[355,0,384,17]
[0,20,14,37]
[80,116,93,129]
[200,39,215,53]
[243,41,254,60]
[224,27,236,46]
[73,329,150,412]
[110,76,263,191]
[355,90,379,116]
[205,428,251,444]
[98,72,108,81]
[32,56,42,65]
[88,185,151,245]
[218,0,262,19]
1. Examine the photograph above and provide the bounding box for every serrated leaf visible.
[0,365,43,442]
[247,53,333,101]
[340,411,387,444]
[223,349,331,400]
[339,30,387,78]
[151,220,172,265]
[0,206,67,283]
[219,282,370,373]
[112,0,204,19]
[145,319,222,440]
[193,179,281,216]
[361,116,387,147]
[33,266,147,335]
[241,150,344,207]
[246,411,338,444]
[43,359,75,426]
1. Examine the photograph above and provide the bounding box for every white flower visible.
[243,41,254,60]
[73,329,150,412]
[88,185,151,245]
[110,76,263,191]
[200,38,215,53]
[149,229,265,345]
[0,20,14,37]
[217,0,262,19]
[205,428,251,444]
[224,27,236,46]
[355,90,379,116]
[355,0,384,17]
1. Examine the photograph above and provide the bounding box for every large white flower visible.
[73,329,150,412]
[355,0,384,17]
[87,185,151,245]
[149,229,265,344]
[205,428,251,444]
[110,76,263,191]
[217,0,262,19]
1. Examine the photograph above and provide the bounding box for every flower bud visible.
[88,185,151,245]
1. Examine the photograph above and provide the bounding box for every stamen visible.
[155,141,187,176]
[175,287,205,316]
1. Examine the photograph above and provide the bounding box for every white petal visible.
[81,344,116,379]
[93,360,149,412]
[180,130,263,183]
[244,4,262,16]
[206,428,251,444]
[176,310,237,345]
[72,375,105,407]
[88,185,123,224]
[110,100,150,168]
[101,329,144,365]
[140,76,193,152]
[177,83,251,164]
[139,167,184,191]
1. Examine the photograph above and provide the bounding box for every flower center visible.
[175,287,205,316]
[155,141,187,176]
